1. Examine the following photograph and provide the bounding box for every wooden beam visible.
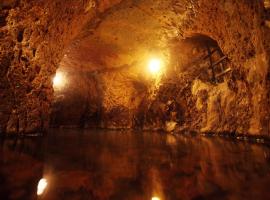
[203,48,218,60]
[206,44,216,83]
[216,68,232,78]
[212,55,227,67]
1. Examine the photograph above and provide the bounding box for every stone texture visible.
[181,0,270,135]
[0,0,122,134]
[0,0,270,136]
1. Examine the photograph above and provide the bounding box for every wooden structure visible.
[205,44,231,83]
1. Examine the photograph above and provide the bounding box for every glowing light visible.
[53,71,66,89]
[148,58,162,75]
[53,73,63,86]
[37,178,48,195]
[152,197,160,200]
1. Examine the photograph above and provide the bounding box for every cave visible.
[1,0,270,199]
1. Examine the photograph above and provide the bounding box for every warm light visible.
[152,197,160,200]
[53,73,63,86]
[53,71,66,89]
[148,58,162,75]
[37,178,48,195]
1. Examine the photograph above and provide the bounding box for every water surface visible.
[1,129,270,200]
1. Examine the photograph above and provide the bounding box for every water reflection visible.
[37,178,48,195]
[1,129,270,200]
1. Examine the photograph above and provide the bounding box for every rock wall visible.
[50,70,101,128]
[1,0,269,135]
[99,68,146,129]
[0,0,122,134]
[180,0,270,135]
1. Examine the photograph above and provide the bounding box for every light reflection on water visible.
[37,178,48,195]
[1,129,270,200]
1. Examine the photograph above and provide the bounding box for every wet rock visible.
[165,121,177,132]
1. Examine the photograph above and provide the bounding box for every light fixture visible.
[148,58,162,75]
[37,178,48,195]
[152,197,160,200]
[53,71,66,89]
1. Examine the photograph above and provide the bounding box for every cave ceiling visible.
[60,0,190,73]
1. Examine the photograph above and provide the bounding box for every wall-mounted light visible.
[148,58,162,75]
[152,197,161,200]
[53,71,66,90]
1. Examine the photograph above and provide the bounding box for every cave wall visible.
[125,0,270,135]
[50,70,101,128]
[0,0,122,134]
[99,68,147,129]
[179,0,270,135]
[1,0,269,135]
[136,36,216,132]
[50,63,148,129]
[138,0,270,135]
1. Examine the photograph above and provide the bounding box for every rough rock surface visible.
[0,0,121,133]
[1,0,270,135]
[182,0,270,135]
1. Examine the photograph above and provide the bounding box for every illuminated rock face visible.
[0,0,270,135]
[183,0,270,135]
[0,0,122,133]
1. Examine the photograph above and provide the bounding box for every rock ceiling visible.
[60,0,190,73]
